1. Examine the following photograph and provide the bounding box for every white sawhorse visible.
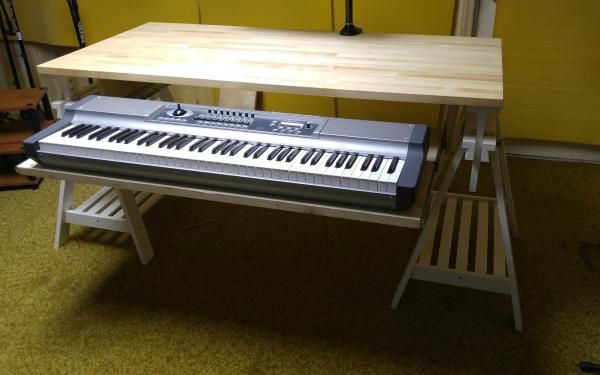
[52,88,258,265]
[391,108,522,331]
[54,181,162,265]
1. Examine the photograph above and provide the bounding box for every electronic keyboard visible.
[24,96,428,210]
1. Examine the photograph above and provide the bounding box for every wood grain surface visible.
[38,23,503,107]
[0,88,47,112]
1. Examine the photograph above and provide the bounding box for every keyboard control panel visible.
[149,104,326,138]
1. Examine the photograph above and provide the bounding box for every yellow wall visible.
[495,0,600,145]
[13,0,199,46]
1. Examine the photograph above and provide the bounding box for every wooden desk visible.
[32,23,522,330]
[38,22,503,108]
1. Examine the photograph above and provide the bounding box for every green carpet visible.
[0,158,599,374]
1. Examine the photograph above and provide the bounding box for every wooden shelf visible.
[0,173,40,188]
[0,119,52,154]
[0,88,47,112]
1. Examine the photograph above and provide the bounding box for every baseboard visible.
[504,139,600,164]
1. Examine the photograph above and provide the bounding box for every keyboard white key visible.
[377,158,392,192]
[386,159,405,193]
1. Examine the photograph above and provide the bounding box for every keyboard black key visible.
[174,136,195,150]
[116,129,137,143]
[145,133,166,146]
[371,155,383,172]
[230,142,247,156]
[212,140,231,154]
[124,131,146,144]
[277,147,293,161]
[286,148,301,162]
[69,124,94,138]
[166,135,184,149]
[61,124,84,137]
[109,129,130,142]
[310,150,324,165]
[244,144,260,158]
[136,131,156,145]
[220,141,239,155]
[268,146,284,160]
[335,152,349,168]
[301,149,315,164]
[96,128,120,141]
[159,134,179,148]
[388,157,399,174]
[199,139,217,152]
[361,154,373,171]
[346,153,358,169]
[325,152,339,167]
[88,127,111,140]
[76,125,100,138]
[188,137,208,151]
[254,144,270,158]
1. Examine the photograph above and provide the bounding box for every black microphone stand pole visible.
[5,0,53,120]
[339,0,362,36]
[0,2,20,89]
[66,0,92,84]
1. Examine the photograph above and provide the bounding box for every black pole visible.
[66,0,92,84]
[6,0,35,88]
[339,0,362,36]
[5,0,54,120]
[0,7,20,88]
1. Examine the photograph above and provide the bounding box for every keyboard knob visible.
[172,104,188,117]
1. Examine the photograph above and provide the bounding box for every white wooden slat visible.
[475,200,489,274]
[64,211,130,232]
[97,192,125,217]
[437,197,457,268]
[493,204,507,276]
[88,189,119,214]
[77,186,113,212]
[455,199,472,272]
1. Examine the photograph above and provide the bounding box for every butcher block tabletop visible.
[38,22,503,107]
